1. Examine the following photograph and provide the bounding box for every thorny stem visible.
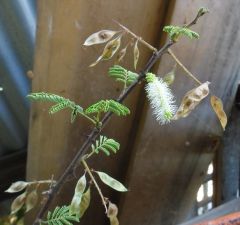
[81,159,108,213]
[114,20,158,52]
[167,49,202,85]
[33,11,205,224]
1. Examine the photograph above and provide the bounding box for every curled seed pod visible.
[211,95,227,130]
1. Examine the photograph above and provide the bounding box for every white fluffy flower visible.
[145,73,176,124]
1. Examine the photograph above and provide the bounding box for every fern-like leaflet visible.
[27,92,84,123]
[92,136,120,156]
[163,25,199,41]
[49,101,73,114]
[42,205,79,225]
[85,100,130,116]
[27,92,67,103]
[108,65,138,88]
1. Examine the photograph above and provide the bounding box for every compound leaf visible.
[27,92,84,123]
[92,136,120,156]
[44,205,79,225]
[85,99,130,116]
[108,65,138,87]
[163,25,199,42]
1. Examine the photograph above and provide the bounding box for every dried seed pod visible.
[11,192,27,214]
[211,95,227,130]
[25,190,38,212]
[5,181,28,193]
[107,202,118,218]
[83,30,117,46]
[107,202,119,225]
[96,171,127,192]
[90,35,122,67]
[69,174,87,215]
[133,40,139,70]
[79,187,91,217]
[173,81,210,120]
[115,45,128,64]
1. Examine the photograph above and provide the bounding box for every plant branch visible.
[29,180,57,185]
[77,111,97,125]
[114,20,158,52]
[33,40,173,225]
[33,11,205,224]
[185,7,209,28]
[81,159,108,213]
[167,49,202,85]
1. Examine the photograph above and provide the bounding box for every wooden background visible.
[27,0,240,224]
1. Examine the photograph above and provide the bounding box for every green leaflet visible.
[27,92,67,103]
[92,136,120,156]
[49,101,72,114]
[85,99,130,116]
[163,25,199,41]
[27,92,83,123]
[43,205,79,225]
[108,65,139,87]
[96,171,128,192]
